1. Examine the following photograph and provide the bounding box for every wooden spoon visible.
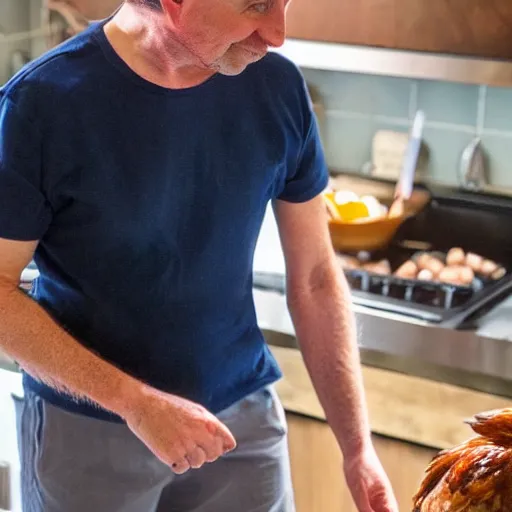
[389,110,425,218]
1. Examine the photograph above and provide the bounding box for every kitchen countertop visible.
[253,206,512,400]
[255,288,512,397]
[475,295,512,341]
[269,342,511,450]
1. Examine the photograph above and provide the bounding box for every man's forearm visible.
[0,286,141,418]
[287,265,371,458]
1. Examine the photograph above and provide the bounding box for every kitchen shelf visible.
[272,39,512,88]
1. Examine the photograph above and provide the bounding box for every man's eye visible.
[250,3,269,13]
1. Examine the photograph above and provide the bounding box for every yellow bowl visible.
[328,214,405,252]
[323,192,405,252]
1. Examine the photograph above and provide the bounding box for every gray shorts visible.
[15,386,295,512]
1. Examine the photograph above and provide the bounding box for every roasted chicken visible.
[413,408,512,512]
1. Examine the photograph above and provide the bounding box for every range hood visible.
[280,0,512,88]
[272,39,512,88]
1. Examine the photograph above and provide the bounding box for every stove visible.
[253,182,512,330]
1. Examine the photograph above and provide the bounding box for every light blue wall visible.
[302,68,512,189]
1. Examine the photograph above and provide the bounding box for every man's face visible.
[167,0,289,76]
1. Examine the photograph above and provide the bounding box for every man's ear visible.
[160,0,184,27]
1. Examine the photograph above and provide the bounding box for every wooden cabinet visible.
[268,344,512,510]
[285,0,512,60]
[286,413,437,512]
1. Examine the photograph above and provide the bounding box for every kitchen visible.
[1,1,512,511]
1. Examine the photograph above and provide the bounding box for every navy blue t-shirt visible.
[0,21,328,421]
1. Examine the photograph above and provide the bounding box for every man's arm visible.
[0,237,235,472]
[0,238,144,413]
[273,196,369,455]
[273,195,397,512]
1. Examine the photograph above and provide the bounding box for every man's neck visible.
[104,4,216,89]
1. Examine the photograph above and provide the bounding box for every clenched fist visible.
[124,385,236,474]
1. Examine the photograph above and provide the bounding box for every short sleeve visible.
[0,92,53,241]
[276,86,329,203]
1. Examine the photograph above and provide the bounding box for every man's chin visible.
[213,52,266,76]
[216,63,250,76]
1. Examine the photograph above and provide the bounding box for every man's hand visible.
[124,385,237,474]
[343,445,399,512]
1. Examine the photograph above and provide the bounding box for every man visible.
[0,0,398,511]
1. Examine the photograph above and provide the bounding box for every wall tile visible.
[302,68,372,114]
[416,79,479,126]
[484,86,512,133]
[481,134,512,188]
[323,113,373,171]
[367,75,412,119]
[304,68,501,186]
[371,118,410,133]
[422,127,476,185]
[302,68,412,118]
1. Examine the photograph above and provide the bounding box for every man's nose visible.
[258,2,286,48]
